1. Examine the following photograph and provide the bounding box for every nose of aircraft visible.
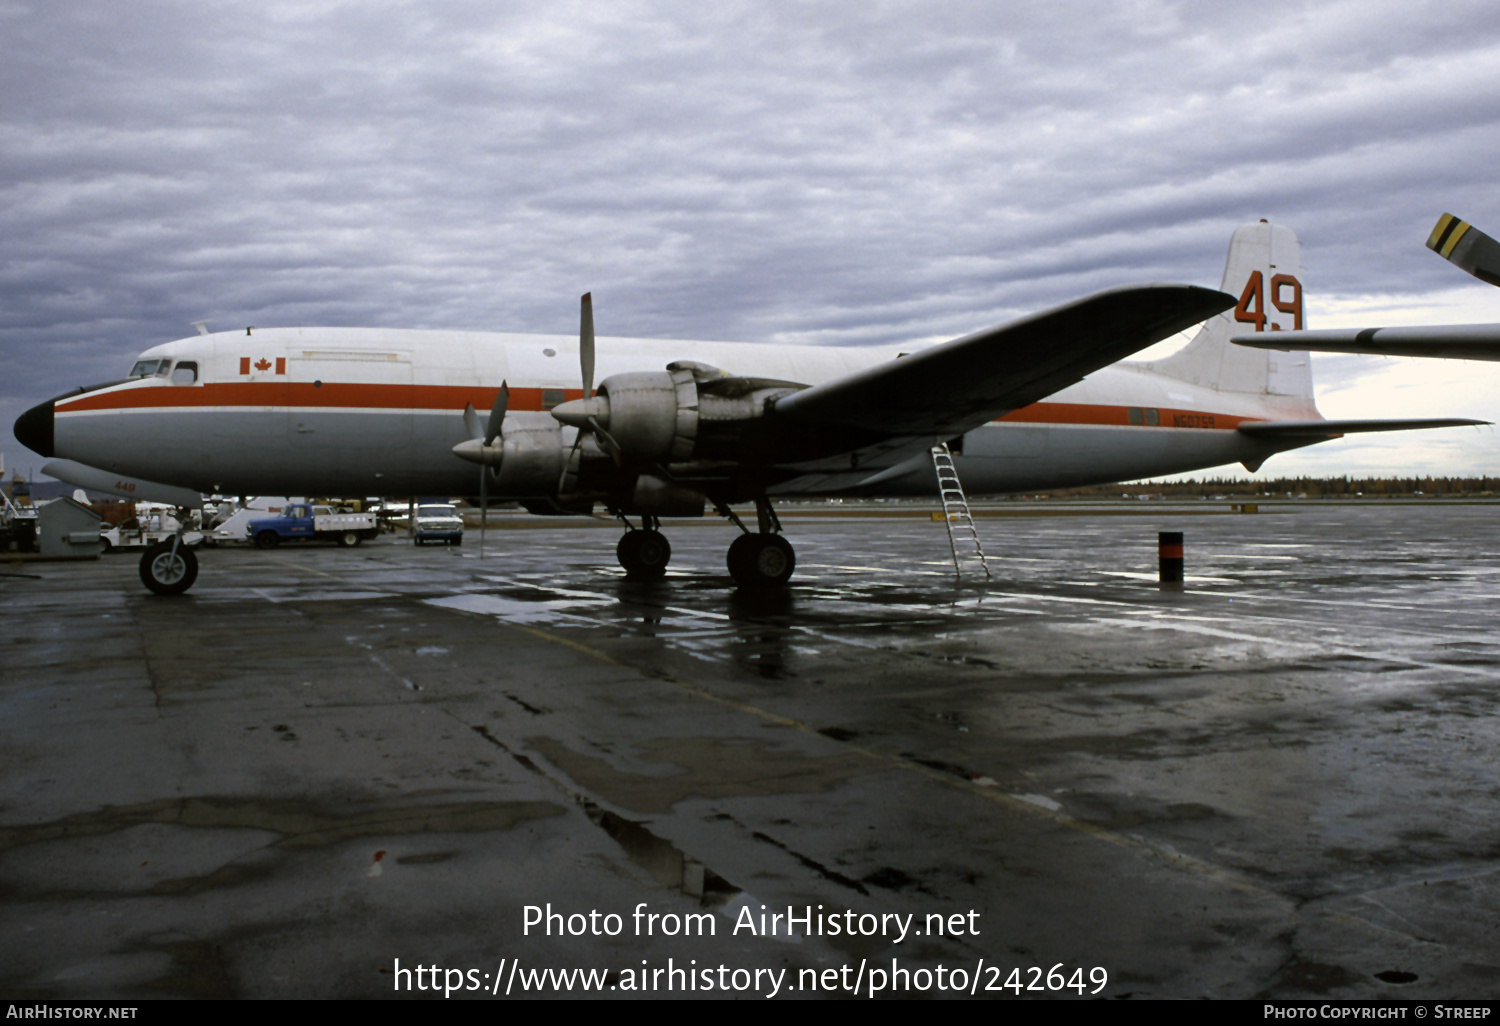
[13,399,55,458]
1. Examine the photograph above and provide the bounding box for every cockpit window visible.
[130,359,160,377]
[171,361,198,384]
[156,361,172,376]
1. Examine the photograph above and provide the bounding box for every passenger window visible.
[1145,409,1159,426]
[541,389,565,410]
[1128,408,1143,425]
[171,361,198,384]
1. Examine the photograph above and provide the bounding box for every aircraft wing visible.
[1238,418,1487,439]
[770,283,1234,436]
[1428,213,1500,287]
[1232,325,1500,361]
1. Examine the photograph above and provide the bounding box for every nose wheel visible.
[140,539,199,596]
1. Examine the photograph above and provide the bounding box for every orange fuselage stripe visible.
[56,381,1265,429]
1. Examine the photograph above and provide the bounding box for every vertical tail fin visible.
[1142,221,1313,397]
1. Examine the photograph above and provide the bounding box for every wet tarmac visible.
[3,500,1499,999]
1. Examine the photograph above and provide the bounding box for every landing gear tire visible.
[338,531,361,548]
[254,531,280,550]
[727,534,795,588]
[140,541,198,596]
[617,529,671,580]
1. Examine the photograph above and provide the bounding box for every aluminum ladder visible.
[931,442,991,580]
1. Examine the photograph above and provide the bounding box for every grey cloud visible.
[4,0,1499,477]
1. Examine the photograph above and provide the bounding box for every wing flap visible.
[770,283,1234,436]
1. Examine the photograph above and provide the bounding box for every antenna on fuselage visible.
[192,321,209,336]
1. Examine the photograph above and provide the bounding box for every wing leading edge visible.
[1234,325,1500,362]
[770,283,1234,437]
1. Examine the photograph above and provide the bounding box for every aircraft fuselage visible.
[35,325,1315,500]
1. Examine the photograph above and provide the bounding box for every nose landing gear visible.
[140,536,199,596]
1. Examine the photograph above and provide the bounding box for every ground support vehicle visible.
[247,504,379,549]
[100,509,185,553]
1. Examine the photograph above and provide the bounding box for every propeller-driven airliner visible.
[14,221,1481,594]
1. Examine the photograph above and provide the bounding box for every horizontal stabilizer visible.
[773,283,1233,436]
[1237,418,1487,439]
[1428,214,1500,288]
[1233,325,1500,361]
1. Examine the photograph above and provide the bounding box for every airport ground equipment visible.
[100,507,184,553]
[246,504,378,549]
[931,443,991,581]
[0,487,37,552]
[36,497,104,558]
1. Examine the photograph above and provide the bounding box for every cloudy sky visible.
[4,0,1500,482]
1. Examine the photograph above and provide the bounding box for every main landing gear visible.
[726,532,794,587]
[722,496,795,587]
[612,497,797,588]
[616,517,672,580]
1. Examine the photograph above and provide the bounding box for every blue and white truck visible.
[247,504,379,549]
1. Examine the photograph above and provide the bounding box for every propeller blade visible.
[485,381,509,446]
[463,403,483,442]
[1428,213,1500,288]
[580,292,595,399]
[479,459,487,560]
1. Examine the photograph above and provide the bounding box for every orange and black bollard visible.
[1158,531,1184,585]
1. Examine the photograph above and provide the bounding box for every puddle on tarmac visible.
[584,802,736,905]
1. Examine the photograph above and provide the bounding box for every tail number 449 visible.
[1234,271,1302,331]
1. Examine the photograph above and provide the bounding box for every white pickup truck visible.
[247,504,380,548]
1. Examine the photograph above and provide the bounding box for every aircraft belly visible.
[957,423,1274,493]
[814,423,1279,497]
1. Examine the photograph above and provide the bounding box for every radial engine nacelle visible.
[549,361,802,466]
[450,412,575,495]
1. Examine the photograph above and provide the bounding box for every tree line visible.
[1049,476,1500,498]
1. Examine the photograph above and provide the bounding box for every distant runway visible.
[3,501,1499,999]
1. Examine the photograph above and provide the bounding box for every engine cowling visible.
[450,412,573,496]
[549,362,801,466]
[550,367,699,464]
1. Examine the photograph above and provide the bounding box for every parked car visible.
[414,504,464,546]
